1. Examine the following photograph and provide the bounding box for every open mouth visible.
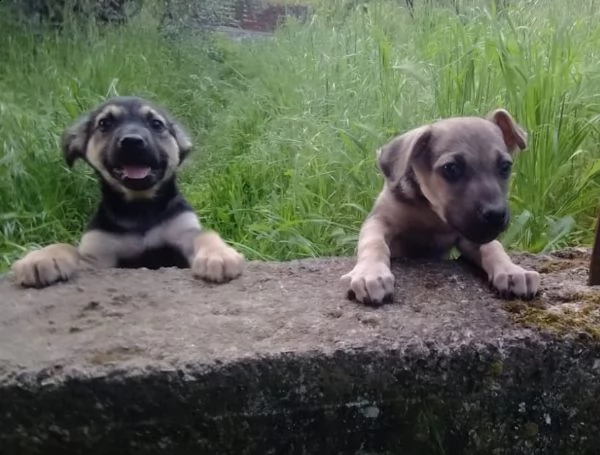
[109,163,164,191]
[105,142,166,190]
[112,165,154,181]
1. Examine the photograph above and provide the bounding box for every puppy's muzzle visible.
[109,130,163,191]
[480,204,508,228]
[453,203,510,245]
[119,134,147,153]
[115,132,155,164]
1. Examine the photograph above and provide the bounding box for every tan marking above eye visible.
[138,105,152,117]
[94,105,124,128]
[138,105,167,126]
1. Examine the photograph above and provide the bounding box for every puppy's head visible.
[61,96,192,198]
[377,108,528,244]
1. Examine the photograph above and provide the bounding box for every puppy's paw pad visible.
[11,244,79,289]
[491,264,540,300]
[341,262,395,306]
[192,246,244,283]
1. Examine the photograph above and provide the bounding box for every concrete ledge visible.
[1,251,600,454]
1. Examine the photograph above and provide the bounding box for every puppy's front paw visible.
[11,243,79,288]
[490,263,540,300]
[340,261,395,306]
[192,244,244,283]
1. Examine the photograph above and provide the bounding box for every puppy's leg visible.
[457,239,540,299]
[191,231,244,283]
[157,211,244,283]
[78,230,138,268]
[11,243,80,288]
[341,215,395,305]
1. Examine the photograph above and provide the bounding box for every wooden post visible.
[588,211,600,286]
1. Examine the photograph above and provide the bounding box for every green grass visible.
[2,0,600,271]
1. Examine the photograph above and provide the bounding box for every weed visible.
[2,0,600,270]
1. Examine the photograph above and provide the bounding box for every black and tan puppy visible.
[341,108,540,305]
[11,96,244,288]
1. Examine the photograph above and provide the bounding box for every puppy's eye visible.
[441,162,464,182]
[499,160,513,178]
[150,118,165,132]
[98,117,114,132]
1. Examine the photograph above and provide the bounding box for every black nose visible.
[119,135,147,150]
[481,205,508,226]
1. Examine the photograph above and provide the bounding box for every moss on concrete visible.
[504,291,600,340]
[536,258,587,274]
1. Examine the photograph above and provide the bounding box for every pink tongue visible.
[122,166,151,179]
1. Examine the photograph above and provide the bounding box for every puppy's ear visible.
[170,122,193,164]
[376,125,432,183]
[486,108,527,153]
[61,113,91,167]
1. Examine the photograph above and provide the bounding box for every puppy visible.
[11,96,244,288]
[341,109,540,305]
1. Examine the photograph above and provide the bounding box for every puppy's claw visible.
[490,264,540,300]
[341,262,395,306]
[11,244,79,289]
[192,245,244,283]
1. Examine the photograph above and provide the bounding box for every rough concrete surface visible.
[1,249,600,454]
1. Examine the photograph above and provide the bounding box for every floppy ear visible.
[61,113,91,167]
[486,108,527,153]
[376,125,432,183]
[170,121,193,164]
